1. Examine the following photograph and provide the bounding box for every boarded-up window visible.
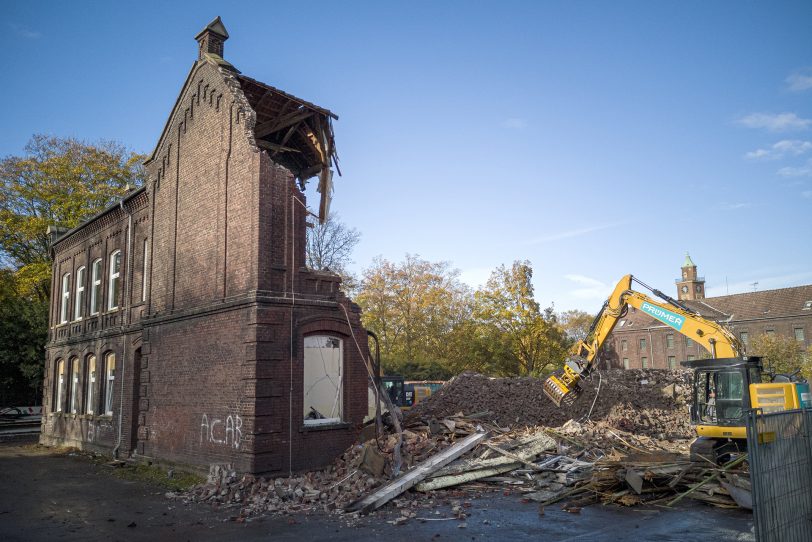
[303,335,343,425]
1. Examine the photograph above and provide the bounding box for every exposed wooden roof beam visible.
[256,140,301,153]
[255,109,316,138]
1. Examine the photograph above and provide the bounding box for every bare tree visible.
[306,213,361,279]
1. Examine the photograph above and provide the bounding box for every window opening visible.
[668,356,676,370]
[85,355,96,414]
[90,259,103,315]
[641,357,648,369]
[303,335,343,425]
[104,353,116,415]
[60,273,70,324]
[74,267,86,320]
[795,327,805,342]
[108,250,121,310]
[666,334,674,349]
[69,358,80,414]
[55,359,65,412]
[622,357,629,369]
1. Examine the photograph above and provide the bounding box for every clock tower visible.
[676,253,705,301]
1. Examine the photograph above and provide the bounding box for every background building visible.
[602,255,812,369]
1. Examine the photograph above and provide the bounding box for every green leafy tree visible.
[0,269,48,405]
[1,134,146,299]
[0,135,146,404]
[471,261,568,376]
[749,333,812,380]
[356,254,471,378]
[559,309,595,344]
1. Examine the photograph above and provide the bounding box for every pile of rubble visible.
[406,369,693,439]
[175,370,750,521]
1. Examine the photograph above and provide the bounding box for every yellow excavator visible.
[543,274,807,462]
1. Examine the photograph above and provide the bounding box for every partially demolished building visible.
[41,17,369,473]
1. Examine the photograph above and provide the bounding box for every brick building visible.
[602,254,812,370]
[40,18,371,474]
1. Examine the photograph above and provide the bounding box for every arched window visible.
[90,258,103,315]
[108,250,121,311]
[103,352,116,415]
[60,273,71,324]
[55,359,65,412]
[85,355,97,415]
[303,335,343,425]
[74,266,86,320]
[69,357,80,414]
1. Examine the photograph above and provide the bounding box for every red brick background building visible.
[41,18,370,474]
[601,255,812,370]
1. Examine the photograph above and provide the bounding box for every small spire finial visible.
[195,16,229,60]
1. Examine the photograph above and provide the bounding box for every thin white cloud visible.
[745,140,812,160]
[786,69,812,92]
[803,190,812,198]
[501,118,527,129]
[525,221,626,245]
[736,112,811,132]
[8,23,41,39]
[777,159,812,178]
[564,274,613,300]
[719,202,752,210]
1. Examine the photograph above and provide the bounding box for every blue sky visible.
[3,1,811,312]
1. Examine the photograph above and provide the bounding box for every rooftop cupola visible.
[195,16,229,60]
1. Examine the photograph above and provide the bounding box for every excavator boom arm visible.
[543,274,742,406]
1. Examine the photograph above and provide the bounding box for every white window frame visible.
[60,273,70,324]
[74,266,86,321]
[55,359,65,412]
[90,258,103,315]
[107,250,121,311]
[69,358,80,414]
[303,335,344,426]
[85,355,96,415]
[104,352,115,416]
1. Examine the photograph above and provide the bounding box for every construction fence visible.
[746,408,812,541]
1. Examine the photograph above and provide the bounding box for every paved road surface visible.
[0,441,755,541]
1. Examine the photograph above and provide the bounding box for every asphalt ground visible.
[0,440,755,542]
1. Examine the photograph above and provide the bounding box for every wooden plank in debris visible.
[416,434,556,492]
[430,432,555,478]
[344,431,488,514]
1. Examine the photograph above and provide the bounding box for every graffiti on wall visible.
[200,413,242,449]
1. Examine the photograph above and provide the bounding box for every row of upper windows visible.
[58,240,149,325]
[620,335,697,352]
[54,353,116,416]
[621,354,699,370]
[739,328,806,345]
